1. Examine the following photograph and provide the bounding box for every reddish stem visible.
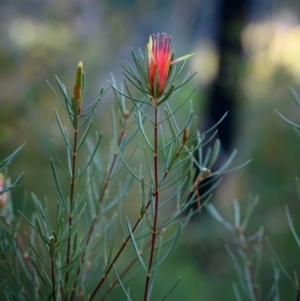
[70,118,128,301]
[88,200,151,301]
[51,253,56,301]
[163,142,185,180]
[296,288,300,301]
[100,229,163,301]
[143,104,159,301]
[92,111,189,300]
[65,118,79,293]
[236,227,260,301]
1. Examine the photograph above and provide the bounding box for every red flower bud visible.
[147,33,194,98]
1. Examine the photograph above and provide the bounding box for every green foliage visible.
[0,143,25,194]
[205,88,300,301]
[0,38,240,301]
[4,35,300,301]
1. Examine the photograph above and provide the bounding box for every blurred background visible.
[1,0,300,299]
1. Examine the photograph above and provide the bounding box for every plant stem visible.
[296,288,300,301]
[247,261,260,301]
[89,105,190,300]
[100,229,163,301]
[163,141,185,181]
[143,104,159,301]
[236,227,260,301]
[83,117,128,249]
[69,118,128,301]
[51,252,56,301]
[88,200,151,301]
[65,118,79,287]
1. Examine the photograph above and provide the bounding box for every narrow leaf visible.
[125,218,147,272]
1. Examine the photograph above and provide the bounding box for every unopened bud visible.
[49,235,56,258]
[235,224,242,234]
[201,168,211,179]
[0,173,7,209]
[182,128,188,144]
[73,61,83,114]
[124,110,130,119]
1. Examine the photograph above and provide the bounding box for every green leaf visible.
[54,109,73,150]
[125,218,147,272]
[275,109,300,129]
[47,80,66,110]
[78,132,102,177]
[157,84,175,106]
[80,86,107,116]
[172,59,188,82]
[202,112,228,136]
[142,146,154,183]
[224,159,252,174]
[152,224,182,271]
[55,76,74,122]
[121,59,144,85]
[208,139,220,168]
[0,173,24,194]
[225,245,248,293]
[285,205,300,247]
[122,68,148,94]
[31,193,46,221]
[134,111,154,152]
[112,265,133,301]
[30,258,52,287]
[130,48,143,76]
[289,86,300,108]
[117,146,150,188]
[241,195,259,231]
[232,283,242,301]
[173,72,197,92]
[265,237,293,283]
[51,140,70,178]
[50,159,67,207]
[164,108,177,139]
[109,80,151,105]
[34,214,49,245]
[0,143,25,172]
[77,112,95,151]
[214,149,238,175]
[296,177,300,202]
[159,277,181,301]
[271,258,281,301]
[79,106,96,128]
[206,204,236,233]
[26,233,50,269]
[81,71,86,100]
[233,200,240,228]
[159,179,187,211]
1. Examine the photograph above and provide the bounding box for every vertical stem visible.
[236,227,260,301]
[100,229,163,301]
[88,200,151,301]
[51,251,56,301]
[65,118,79,286]
[247,261,260,301]
[144,104,159,301]
[163,143,185,180]
[296,288,300,301]
[85,117,128,248]
[70,117,128,301]
[88,103,182,300]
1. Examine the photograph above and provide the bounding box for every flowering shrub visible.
[1,33,298,301]
[1,32,236,301]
